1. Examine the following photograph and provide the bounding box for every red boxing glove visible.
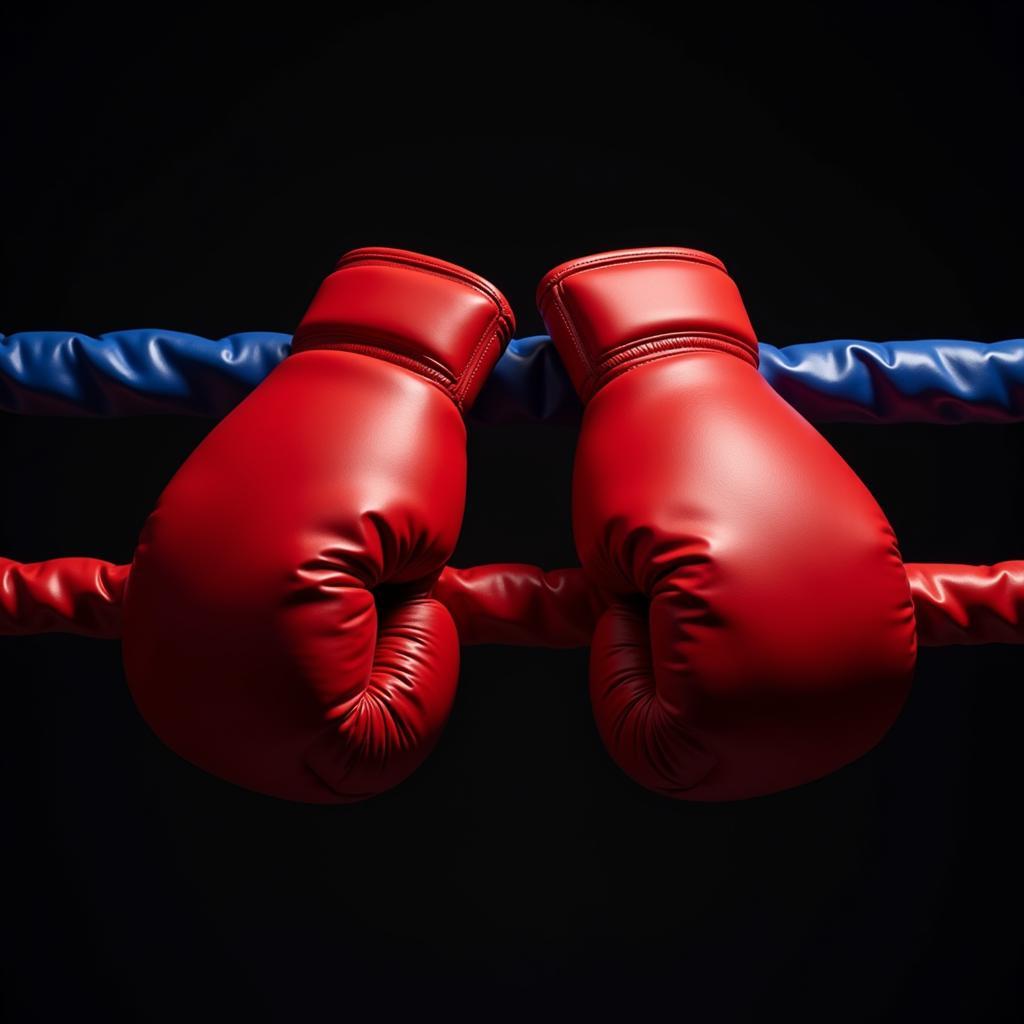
[537,247,917,800]
[122,247,514,802]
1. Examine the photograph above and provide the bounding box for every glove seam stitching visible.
[548,281,594,385]
[456,314,503,408]
[536,248,728,303]
[289,340,460,404]
[335,249,513,321]
[583,334,760,400]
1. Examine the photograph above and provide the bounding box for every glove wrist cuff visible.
[536,247,759,402]
[292,247,515,411]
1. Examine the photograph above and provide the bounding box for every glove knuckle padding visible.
[591,603,718,794]
[544,248,918,800]
[303,598,459,800]
[122,248,512,803]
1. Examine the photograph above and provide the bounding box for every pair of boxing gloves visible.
[122,246,916,804]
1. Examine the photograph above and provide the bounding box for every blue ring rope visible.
[1,331,1021,424]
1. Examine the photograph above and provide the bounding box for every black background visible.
[2,3,1021,1021]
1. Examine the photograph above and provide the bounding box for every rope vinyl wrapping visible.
[2,332,1022,423]
[472,335,578,422]
[3,558,1021,646]
[0,331,290,416]
[905,562,1024,646]
[0,557,127,637]
[759,339,1024,423]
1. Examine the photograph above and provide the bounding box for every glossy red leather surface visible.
[537,247,757,401]
[292,247,514,411]
[540,247,918,800]
[121,249,513,803]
